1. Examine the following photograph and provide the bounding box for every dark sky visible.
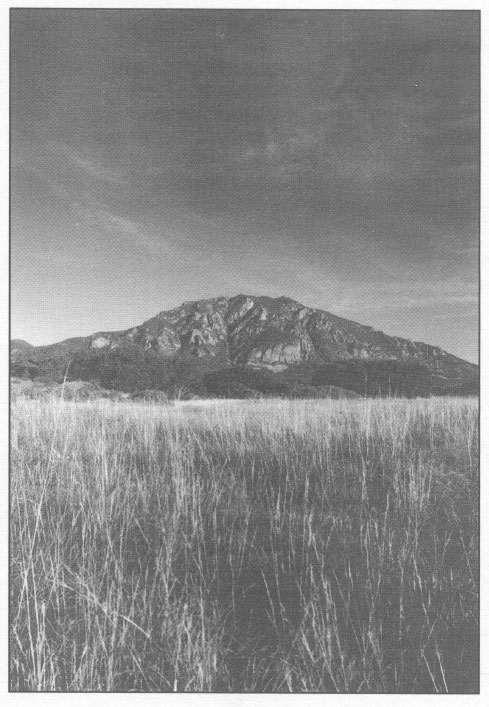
[11,10,479,362]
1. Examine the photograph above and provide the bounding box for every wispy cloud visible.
[336,279,478,315]
[13,135,129,210]
[52,142,127,185]
[72,203,174,260]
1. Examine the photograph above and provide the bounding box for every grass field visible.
[10,395,479,692]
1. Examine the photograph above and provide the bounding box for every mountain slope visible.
[11,294,478,398]
[10,339,33,352]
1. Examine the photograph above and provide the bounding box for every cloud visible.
[336,278,478,316]
[12,136,129,209]
[53,143,127,185]
[71,204,173,260]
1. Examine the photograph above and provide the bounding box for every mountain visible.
[11,294,478,398]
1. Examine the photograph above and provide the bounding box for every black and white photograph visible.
[9,5,480,694]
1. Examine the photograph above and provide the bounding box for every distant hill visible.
[10,294,478,398]
[10,339,33,351]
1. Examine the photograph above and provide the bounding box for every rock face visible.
[11,294,477,397]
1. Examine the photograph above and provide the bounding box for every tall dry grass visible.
[10,395,478,692]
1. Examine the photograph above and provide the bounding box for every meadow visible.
[10,394,479,692]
